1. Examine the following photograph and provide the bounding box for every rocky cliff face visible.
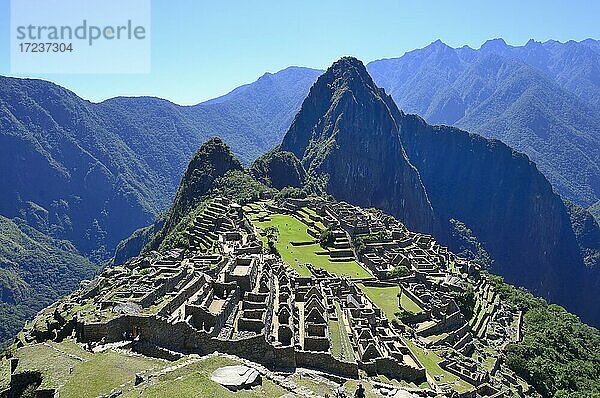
[272,57,598,326]
[280,57,436,234]
[394,113,590,319]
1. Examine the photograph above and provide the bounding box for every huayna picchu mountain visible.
[265,57,599,327]
[278,57,437,234]
[3,134,599,397]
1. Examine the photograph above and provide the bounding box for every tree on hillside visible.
[264,226,279,255]
[319,229,335,248]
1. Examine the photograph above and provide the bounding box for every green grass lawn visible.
[357,284,401,321]
[0,358,10,391]
[254,214,370,279]
[329,301,355,362]
[399,292,423,314]
[123,356,288,398]
[13,340,168,397]
[401,338,474,394]
[60,349,166,398]
[14,343,84,390]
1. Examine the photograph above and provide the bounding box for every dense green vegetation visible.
[564,200,600,268]
[250,149,306,189]
[449,219,493,269]
[148,170,274,254]
[450,284,476,320]
[488,274,600,397]
[0,217,97,348]
[319,228,335,248]
[386,265,411,278]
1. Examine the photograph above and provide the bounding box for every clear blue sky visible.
[1,0,599,105]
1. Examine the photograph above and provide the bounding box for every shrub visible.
[319,229,335,248]
[387,265,411,278]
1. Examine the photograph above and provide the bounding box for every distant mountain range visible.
[368,38,600,208]
[0,67,321,260]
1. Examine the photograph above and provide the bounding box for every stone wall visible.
[374,357,425,383]
[78,314,297,369]
[295,350,358,378]
[157,274,206,318]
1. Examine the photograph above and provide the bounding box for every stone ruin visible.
[15,197,529,398]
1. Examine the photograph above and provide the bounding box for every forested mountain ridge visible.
[0,67,322,261]
[0,215,96,348]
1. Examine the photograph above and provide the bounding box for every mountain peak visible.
[279,56,385,160]
[324,56,374,85]
[422,39,452,53]
[166,137,243,229]
[278,59,436,233]
[480,38,508,51]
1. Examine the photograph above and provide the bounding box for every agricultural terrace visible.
[252,212,371,279]
[357,284,422,321]
[401,338,474,394]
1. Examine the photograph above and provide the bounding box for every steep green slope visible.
[0,77,158,261]
[564,201,600,269]
[0,67,321,263]
[0,216,97,348]
[250,150,306,190]
[489,274,600,397]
